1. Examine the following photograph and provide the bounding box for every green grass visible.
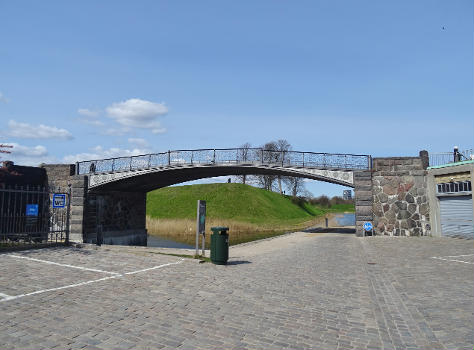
[147,183,353,227]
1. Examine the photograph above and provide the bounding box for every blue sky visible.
[1,0,473,196]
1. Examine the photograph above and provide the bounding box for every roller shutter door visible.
[439,195,474,238]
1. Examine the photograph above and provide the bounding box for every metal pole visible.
[195,200,200,256]
[201,232,205,257]
[168,150,171,165]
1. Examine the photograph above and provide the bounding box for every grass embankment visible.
[146,183,354,246]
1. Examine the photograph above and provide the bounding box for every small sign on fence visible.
[26,204,39,217]
[53,194,66,208]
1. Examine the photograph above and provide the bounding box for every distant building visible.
[343,189,352,200]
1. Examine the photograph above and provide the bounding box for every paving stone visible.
[0,235,473,349]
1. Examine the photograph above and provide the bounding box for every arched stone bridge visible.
[44,148,431,245]
[76,148,372,191]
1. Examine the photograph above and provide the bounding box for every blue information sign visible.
[26,204,39,217]
[363,222,373,232]
[53,194,66,208]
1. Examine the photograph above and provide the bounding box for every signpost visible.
[363,222,373,236]
[52,194,66,208]
[196,200,206,256]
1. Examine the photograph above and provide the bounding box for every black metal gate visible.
[0,184,70,247]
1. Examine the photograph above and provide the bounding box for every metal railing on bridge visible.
[429,148,474,167]
[76,148,372,175]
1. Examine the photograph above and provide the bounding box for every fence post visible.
[111,159,115,172]
[302,153,305,167]
[147,154,151,168]
[261,149,264,163]
[213,149,216,163]
[168,150,171,165]
[129,156,133,170]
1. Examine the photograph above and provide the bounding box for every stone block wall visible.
[41,164,87,242]
[372,156,430,236]
[354,171,373,236]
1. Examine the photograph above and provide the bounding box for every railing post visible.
[302,153,305,167]
[190,151,193,165]
[213,149,216,163]
[75,162,79,175]
[129,156,133,170]
[147,154,151,168]
[261,149,264,163]
[168,150,171,165]
[111,159,115,172]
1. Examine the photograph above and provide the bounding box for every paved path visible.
[1,233,473,350]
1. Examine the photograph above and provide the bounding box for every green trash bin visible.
[210,226,229,265]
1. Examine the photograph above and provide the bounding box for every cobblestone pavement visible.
[0,233,473,350]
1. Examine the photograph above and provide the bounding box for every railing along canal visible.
[76,148,372,175]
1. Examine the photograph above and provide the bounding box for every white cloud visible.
[106,98,168,130]
[0,92,8,103]
[7,120,73,140]
[128,138,149,148]
[63,145,151,163]
[79,118,105,127]
[101,127,131,136]
[77,108,100,117]
[151,127,166,134]
[1,143,57,166]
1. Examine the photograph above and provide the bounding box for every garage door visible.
[439,195,474,238]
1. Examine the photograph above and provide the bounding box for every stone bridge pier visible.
[42,164,147,245]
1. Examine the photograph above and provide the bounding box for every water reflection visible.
[335,213,355,226]
[147,213,356,248]
[147,234,193,248]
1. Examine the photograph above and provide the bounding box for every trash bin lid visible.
[210,226,229,233]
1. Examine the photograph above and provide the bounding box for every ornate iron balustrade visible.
[76,148,372,175]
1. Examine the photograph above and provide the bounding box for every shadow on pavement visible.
[303,227,356,234]
[227,260,252,265]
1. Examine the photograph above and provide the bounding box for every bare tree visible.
[275,139,292,194]
[256,141,279,191]
[284,176,306,197]
[235,142,252,184]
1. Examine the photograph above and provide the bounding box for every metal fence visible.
[76,148,372,175]
[429,149,474,167]
[0,185,70,247]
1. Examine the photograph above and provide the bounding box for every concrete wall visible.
[371,156,430,236]
[427,162,474,237]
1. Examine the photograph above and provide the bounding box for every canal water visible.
[147,213,357,248]
[334,213,356,226]
[147,234,193,249]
